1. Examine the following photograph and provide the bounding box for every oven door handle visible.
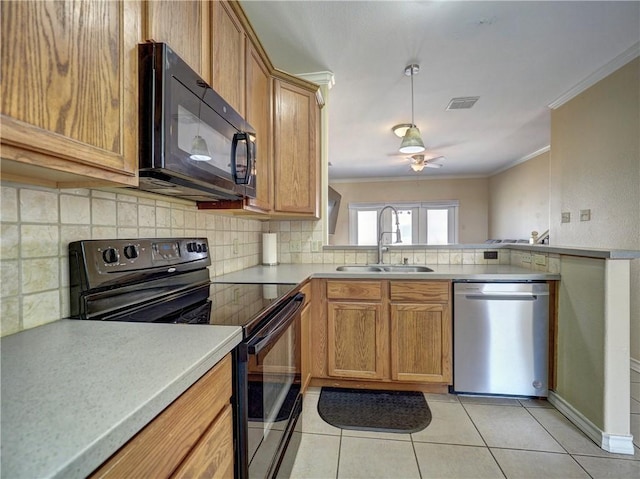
[247,293,304,355]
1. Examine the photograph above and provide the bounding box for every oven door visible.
[242,293,303,479]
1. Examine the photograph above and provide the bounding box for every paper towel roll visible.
[262,233,278,265]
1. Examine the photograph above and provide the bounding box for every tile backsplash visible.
[1,182,263,336]
[2,183,557,337]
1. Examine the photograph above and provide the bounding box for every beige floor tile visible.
[631,369,640,383]
[529,407,639,460]
[465,404,564,452]
[490,448,589,478]
[631,397,640,414]
[341,428,412,441]
[458,395,522,406]
[338,436,420,479]
[518,398,554,409]
[632,414,640,449]
[278,432,341,479]
[425,392,461,403]
[573,454,640,478]
[632,382,640,402]
[300,390,342,435]
[411,401,485,446]
[414,442,505,478]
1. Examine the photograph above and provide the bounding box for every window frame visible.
[348,200,459,245]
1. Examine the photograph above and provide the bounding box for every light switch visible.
[561,212,571,223]
[580,209,591,221]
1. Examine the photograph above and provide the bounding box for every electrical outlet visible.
[232,238,239,255]
[561,212,571,223]
[521,253,532,263]
[534,254,547,266]
[580,209,591,221]
[483,251,498,260]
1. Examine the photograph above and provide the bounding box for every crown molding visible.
[490,145,551,176]
[548,42,640,109]
[296,71,335,89]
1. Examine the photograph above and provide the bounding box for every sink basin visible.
[335,265,433,273]
[335,265,384,272]
[382,265,434,272]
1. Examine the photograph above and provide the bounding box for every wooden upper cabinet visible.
[211,0,245,116]
[0,0,140,187]
[272,76,320,217]
[245,41,272,212]
[142,0,210,83]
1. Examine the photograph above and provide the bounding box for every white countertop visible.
[1,319,242,479]
[213,263,559,284]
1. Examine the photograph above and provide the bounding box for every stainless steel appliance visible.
[69,238,302,479]
[138,42,256,202]
[453,282,549,397]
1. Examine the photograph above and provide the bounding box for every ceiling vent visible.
[446,96,480,110]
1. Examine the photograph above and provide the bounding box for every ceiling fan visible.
[409,155,444,172]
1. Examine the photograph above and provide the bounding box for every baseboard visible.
[548,391,635,455]
[631,357,640,373]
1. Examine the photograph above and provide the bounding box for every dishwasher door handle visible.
[464,293,539,301]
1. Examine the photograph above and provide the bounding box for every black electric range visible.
[68,238,304,479]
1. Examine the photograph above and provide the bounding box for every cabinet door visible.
[211,0,245,115]
[1,0,140,187]
[327,302,386,379]
[171,404,234,479]
[143,0,210,82]
[245,42,272,212]
[390,303,452,383]
[273,78,319,216]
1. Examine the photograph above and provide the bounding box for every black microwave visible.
[138,42,256,201]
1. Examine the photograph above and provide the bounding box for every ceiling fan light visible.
[410,162,425,172]
[399,126,425,154]
[392,123,412,138]
[190,135,211,161]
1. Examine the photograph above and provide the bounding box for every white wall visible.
[549,57,640,362]
[489,151,550,240]
[329,177,489,245]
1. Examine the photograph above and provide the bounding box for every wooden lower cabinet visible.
[90,354,234,479]
[315,279,452,389]
[390,303,451,383]
[327,301,386,379]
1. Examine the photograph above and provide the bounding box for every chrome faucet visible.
[377,206,402,264]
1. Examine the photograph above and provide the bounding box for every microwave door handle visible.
[247,293,304,355]
[231,132,249,185]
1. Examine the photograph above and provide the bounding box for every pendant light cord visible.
[410,68,415,128]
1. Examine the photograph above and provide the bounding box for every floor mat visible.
[317,387,431,433]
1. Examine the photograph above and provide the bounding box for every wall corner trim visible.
[548,41,640,109]
[548,391,635,455]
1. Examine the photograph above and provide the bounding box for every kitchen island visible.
[0,320,242,479]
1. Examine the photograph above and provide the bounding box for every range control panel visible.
[69,238,211,290]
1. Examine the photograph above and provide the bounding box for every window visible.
[348,201,459,245]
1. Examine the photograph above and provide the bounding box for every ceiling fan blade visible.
[425,163,443,168]
[425,155,445,163]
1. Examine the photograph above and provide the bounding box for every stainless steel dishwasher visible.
[453,282,549,397]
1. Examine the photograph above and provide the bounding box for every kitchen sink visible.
[381,265,433,272]
[335,265,434,273]
[335,265,385,272]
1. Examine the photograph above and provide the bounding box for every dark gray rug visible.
[317,387,431,433]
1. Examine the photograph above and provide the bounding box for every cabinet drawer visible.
[390,281,450,302]
[327,281,382,300]
[91,354,232,478]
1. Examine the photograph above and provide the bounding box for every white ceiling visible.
[240,1,640,180]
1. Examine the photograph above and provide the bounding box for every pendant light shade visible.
[399,64,425,154]
[399,126,425,154]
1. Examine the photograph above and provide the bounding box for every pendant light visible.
[399,64,425,154]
